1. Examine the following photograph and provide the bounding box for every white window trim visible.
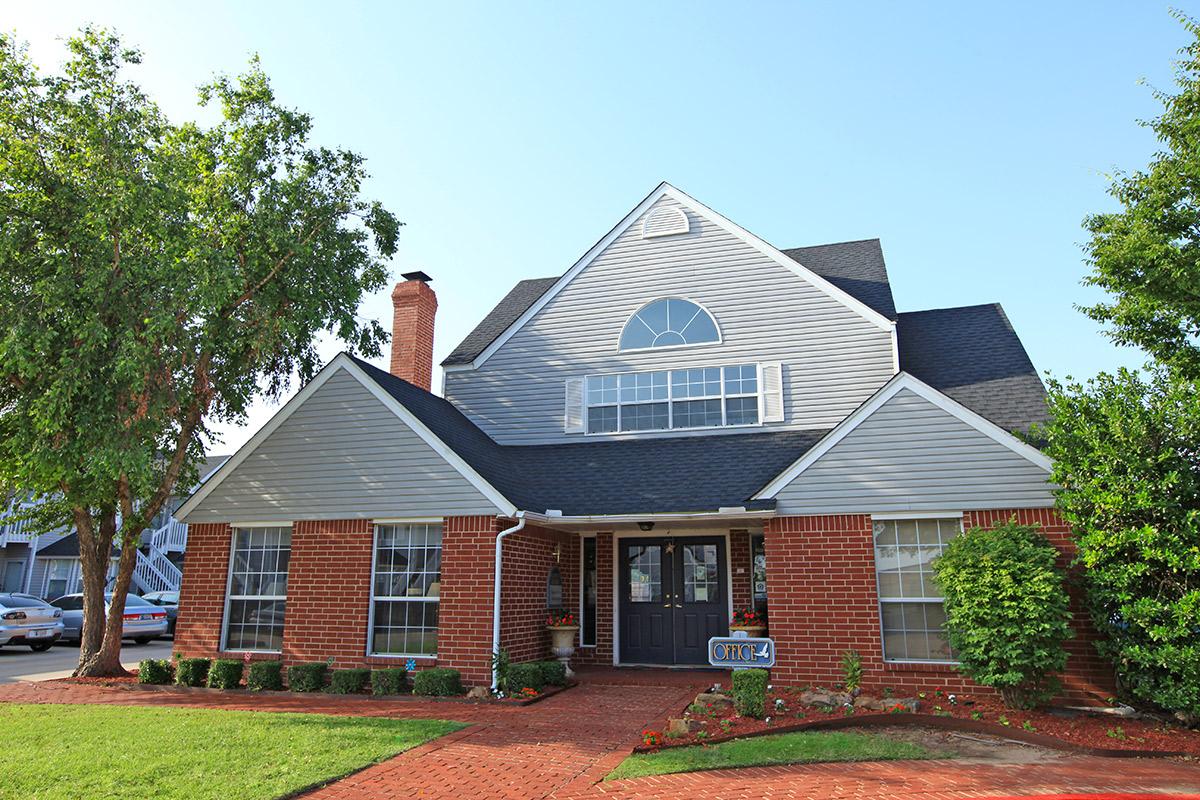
[871,515,962,666]
[616,296,723,354]
[42,558,78,599]
[220,525,292,655]
[584,363,764,436]
[579,534,597,648]
[366,521,442,660]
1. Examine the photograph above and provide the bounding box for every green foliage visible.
[206,659,244,690]
[412,668,462,697]
[0,28,399,673]
[491,647,510,693]
[137,659,172,685]
[1079,13,1200,378]
[1042,368,1200,723]
[174,658,211,688]
[287,662,328,693]
[370,668,408,696]
[536,660,567,686]
[504,663,544,694]
[732,669,769,719]
[840,650,862,693]
[245,660,283,692]
[932,521,1072,708]
[327,668,370,695]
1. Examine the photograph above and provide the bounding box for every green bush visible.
[287,662,328,693]
[536,660,567,686]
[328,668,371,694]
[246,660,283,691]
[732,668,768,719]
[174,657,211,687]
[412,668,462,696]
[504,662,545,694]
[137,658,172,685]
[840,650,862,693]
[206,659,244,690]
[371,667,408,695]
[933,520,1072,709]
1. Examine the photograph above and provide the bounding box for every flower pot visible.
[547,625,579,677]
[729,625,766,638]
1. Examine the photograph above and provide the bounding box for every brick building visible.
[174,183,1112,697]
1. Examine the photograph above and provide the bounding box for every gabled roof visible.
[896,303,1048,434]
[37,533,121,558]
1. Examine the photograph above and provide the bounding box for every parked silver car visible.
[50,593,169,644]
[0,593,65,652]
[140,591,179,636]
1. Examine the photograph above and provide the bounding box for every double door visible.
[618,536,728,665]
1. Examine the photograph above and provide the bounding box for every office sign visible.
[707,636,775,668]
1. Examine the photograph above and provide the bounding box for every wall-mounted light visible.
[553,543,561,563]
[638,521,655,532]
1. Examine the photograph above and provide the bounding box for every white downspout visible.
[491,511,526,690]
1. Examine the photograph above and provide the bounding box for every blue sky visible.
[8,2,1194,451]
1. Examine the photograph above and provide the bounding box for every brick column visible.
[175,522,232,658]
[438,515,500,685]
[730,530,753,611]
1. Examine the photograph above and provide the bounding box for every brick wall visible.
[575,531,614,666]
[730,530,753,611]
[389,279,437,391]
[435,515,498,684]
[175,522,232,656]
[498,524,577,664]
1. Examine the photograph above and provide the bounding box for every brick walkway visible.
[1,677,1199,799]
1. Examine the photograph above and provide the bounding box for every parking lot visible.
[0,639,174,684]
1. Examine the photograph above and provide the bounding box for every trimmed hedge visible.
[328,668,371,694]
[371,667,408,696]
[536,660,567,686]
[412,668,462,696]
[174,657,211,688]
[137,658,172,685]
[246,660,283,691]
[207,659,244,690]
[505,662,544,694]
[732,668,768,719]
[287,662,328,693]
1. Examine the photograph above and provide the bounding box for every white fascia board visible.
[753,372,1054,500]
[467,181,894,371]
[522,509,776,526]
[176,354,517,521]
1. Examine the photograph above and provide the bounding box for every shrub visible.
[371,667,408,695]
[504,662,544,694]
[536,660,567,686]
[933,520,1072,709]
[137,658,172,685]
[207,659,244,690]
[246,660,284,691]
[174,657,211,687]
[840,650,862,693]
[491,647,511,694]
[328,668,371,694]
[732,668,768,719]
[287,662,328,692]
[412,667,462,696]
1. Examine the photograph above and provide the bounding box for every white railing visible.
[132,547,182,595]
[0,505,39,545]
[150,518,188,553]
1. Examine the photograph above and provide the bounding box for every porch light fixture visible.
[638,521,655,531]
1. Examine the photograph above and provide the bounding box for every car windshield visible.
[0,594,45,609]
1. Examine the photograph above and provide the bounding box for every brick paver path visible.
[2,677,1199,799]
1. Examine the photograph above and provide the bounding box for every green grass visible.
[0,703,463,800]
[606,730,941,781]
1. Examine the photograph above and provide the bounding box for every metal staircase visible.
[131,518,187,594]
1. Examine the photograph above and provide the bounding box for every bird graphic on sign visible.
[755,643,770,659]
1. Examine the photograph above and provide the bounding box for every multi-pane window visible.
[873,517,961,662]
[626,545,662,603]
[682,544,719,603]
[223,526,291,652]
[619,298,720,350]
[586,364,761,434]
[581,537,597,647]
[370,523,442,657]
[44,559,74,599]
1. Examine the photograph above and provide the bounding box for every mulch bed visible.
[644,687,1200,757]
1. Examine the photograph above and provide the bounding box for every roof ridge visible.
[781,237,881,250]
[899,302,1005,316]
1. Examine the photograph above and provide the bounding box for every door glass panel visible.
[682,544,719,603]
[627,545,662,603]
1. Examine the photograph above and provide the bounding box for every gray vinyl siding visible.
[444,195,895,445]
[183,368,503,523]
[774,388,1055,514]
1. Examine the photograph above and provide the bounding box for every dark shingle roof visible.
[442,277,559,366]
[781,239,897,320]
[37,533,82,557]
[352,357,826,515]
[897,303,1048,434]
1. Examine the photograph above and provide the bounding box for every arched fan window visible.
[619,298,720,351]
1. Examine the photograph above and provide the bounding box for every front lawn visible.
[607,730,940,781]
[0,703,463,800]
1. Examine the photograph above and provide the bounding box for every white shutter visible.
[760,362,785,423]
[564,377,585,433]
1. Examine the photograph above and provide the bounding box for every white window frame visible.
[584,362,764,435]
[220,525,292,654]
[617,297,722,353]
[872,514,962,665]
[366,519,443,659]
[43,558,77,599]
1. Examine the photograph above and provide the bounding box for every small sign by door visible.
[708,636,775,668]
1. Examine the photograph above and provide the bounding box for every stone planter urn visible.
[729,624,766,638]
[547,624,579,678]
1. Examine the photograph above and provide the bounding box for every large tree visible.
[0,29,398,675]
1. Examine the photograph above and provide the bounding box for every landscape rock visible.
[694,691,733,709]
[467,686,492,700]
[667,717,706,735]
[853,695,889,711]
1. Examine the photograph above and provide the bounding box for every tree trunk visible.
[74,510,137,677]
[73,510,111,672]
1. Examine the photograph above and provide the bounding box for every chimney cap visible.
[401,270,433,283]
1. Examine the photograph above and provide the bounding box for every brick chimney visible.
[390,271,437,391]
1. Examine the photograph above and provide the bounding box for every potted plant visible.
[546,610,579,677]
[729,607,767,637]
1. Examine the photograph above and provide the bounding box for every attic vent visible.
[641,207,689,239]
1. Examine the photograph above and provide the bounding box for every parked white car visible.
[0,593,65,652]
